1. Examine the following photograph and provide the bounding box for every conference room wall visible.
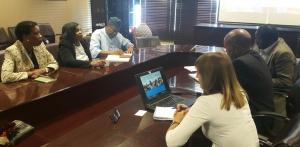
[0,0,92,38]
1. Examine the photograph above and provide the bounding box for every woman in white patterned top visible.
[166,52,259,147]
[1,21,58,83]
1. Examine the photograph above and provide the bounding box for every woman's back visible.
[166,93,259,147]
[200,93,258,147]
[166,52,259,147]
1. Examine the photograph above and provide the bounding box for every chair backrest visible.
[7,27,17,43]
[296,58,300,79]
[135,36,160,48]
[286,59,300,117]
[274,114,300,147]
[287,79,300,117]
[0,51,5,81]
[39,24,55,43]
[0,27,11,50]
[82,35,91,48]
[46,43,59,61]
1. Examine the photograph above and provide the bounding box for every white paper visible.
[134,110,147,117]
[153,107,176,120]
[188,73,203,93]
[194,83,204,93]
[184,66,197,72]
[105,55,130,62]
[188,73,199,82]
[120,53,132,58]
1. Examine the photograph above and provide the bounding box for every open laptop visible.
[135,67,196,111]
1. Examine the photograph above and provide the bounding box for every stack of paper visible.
[105,55,131,62]
[194,83,204,93]
[191,45,225,53]
[153,107,176,120]
[120,53,132,58]
[34,76,56,83]
[184,66,197,72]
[188,73,199,82]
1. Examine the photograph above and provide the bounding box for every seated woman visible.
[1,21,59,83]
[165,52,259,147]
[58,22,105,68]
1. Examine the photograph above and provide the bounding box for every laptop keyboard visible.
[151,96,177,107]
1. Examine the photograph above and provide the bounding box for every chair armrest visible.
[253,111,290,122]
[258,134,273,147]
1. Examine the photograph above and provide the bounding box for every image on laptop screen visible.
[139,71,167,100]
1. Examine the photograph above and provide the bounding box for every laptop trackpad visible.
[173,96,195,107]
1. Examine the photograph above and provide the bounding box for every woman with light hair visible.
[166,52,259,147]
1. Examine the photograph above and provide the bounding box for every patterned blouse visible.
[1,40,59,83]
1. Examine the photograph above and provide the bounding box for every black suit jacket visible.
[233,51,274,113]
[58,39,92,68]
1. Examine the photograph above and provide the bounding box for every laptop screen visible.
[138,70,168,100]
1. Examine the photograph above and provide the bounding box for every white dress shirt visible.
[89,28,133,58]
[74,43,89,61]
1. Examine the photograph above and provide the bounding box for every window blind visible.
[141,0,170,36]
[29,0,92,35]
[196,0,217,24]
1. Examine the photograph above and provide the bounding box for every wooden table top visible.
[0,44,223,147]
[41,67,199,147]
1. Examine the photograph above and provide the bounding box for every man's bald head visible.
[224,29,252,59]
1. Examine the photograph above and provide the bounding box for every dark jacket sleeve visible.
[58,40,91,68]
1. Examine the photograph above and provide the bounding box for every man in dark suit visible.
[224,29,274,114]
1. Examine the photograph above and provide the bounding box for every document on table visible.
[134,110,147,117]
[119,53,132,58]
[105,55,130,62]
[34,76,56,83]
[184,66,197,72]
[153,107,176,120]
[188,73,199,82]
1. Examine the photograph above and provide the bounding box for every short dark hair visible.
[15,21,38,41]
[60,22,79,43]
[256,25,279,49]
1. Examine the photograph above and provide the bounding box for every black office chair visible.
[39,24,56,44]
[286,79,300,118]
[7,27,17,43]
[253,112,300,147]
[286,59,300,118]
[82,35,91,48]
[0,27,11,50]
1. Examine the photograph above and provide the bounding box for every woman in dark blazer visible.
[58,22,105,68]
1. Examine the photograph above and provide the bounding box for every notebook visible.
[135,67,196,111]
[153,107,176,120]
[34,76,56,83]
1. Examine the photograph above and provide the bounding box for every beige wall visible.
[0,0,92,36]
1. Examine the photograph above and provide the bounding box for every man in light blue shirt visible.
[89,17,134,58]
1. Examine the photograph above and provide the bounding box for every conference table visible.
[0,45,224,147]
